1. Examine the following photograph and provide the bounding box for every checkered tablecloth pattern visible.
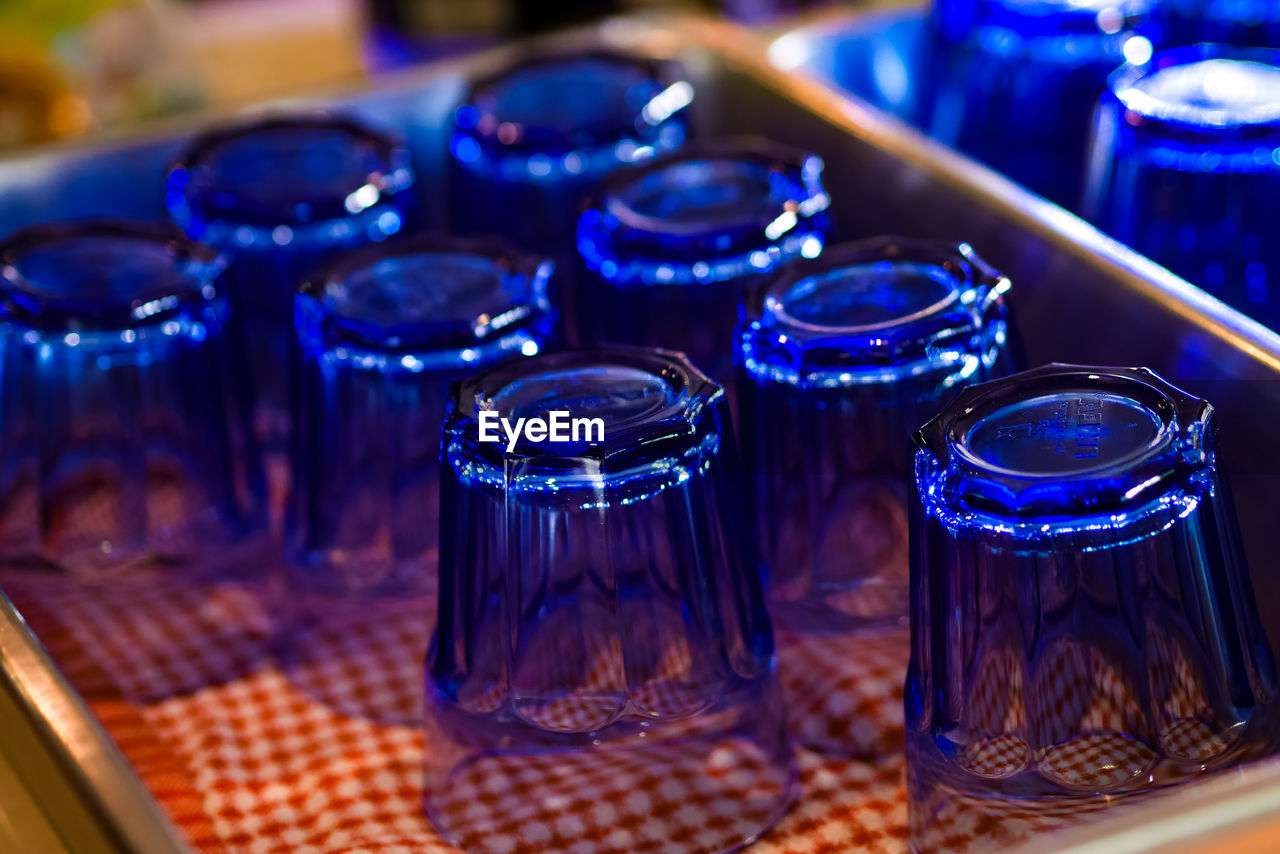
[0,565,1224,854]
[1,567,914,854]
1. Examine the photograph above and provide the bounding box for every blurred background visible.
[8,0,1279,332]
[0,0,842,151]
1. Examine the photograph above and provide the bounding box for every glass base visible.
[424,678,797,854]
[908,772,1176,853]
[906,721,1280,853]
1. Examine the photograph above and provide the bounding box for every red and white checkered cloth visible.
[0,566,1227,854]
[1,567,913,854]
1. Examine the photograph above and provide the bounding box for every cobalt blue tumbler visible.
[925,0,1162,209]
[578,138,830,383]
[451,51,690,251]
[907,364,1279,852]
[451,52,691,336]
[289,234,555,597]
[1085,45,1280,331]
[167,114,414,443]
[284,235,554,724]
[0,220,264,573]
[737,237,1012,633]
[425,346,795,854]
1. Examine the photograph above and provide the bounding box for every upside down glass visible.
[577,138,830,383]
[451,52,691,336]
[737,237,1013,633]
[1085,45,1280,332]
[284,236,555,723]
[0,220,264,573]
[289,235,555,596]
[907,364,1280,853]
[167,114,414,444]
[426,346,795,854]
[924,0,1162,209]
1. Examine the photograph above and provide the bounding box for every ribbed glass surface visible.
[906,364,1279,853]
[737,238,1013,634]
[425,347,796,854]
[166,114,414,443]
[289,236,554,597]
[0,220,264,571]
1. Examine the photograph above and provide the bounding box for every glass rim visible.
[578,137,829,286]
[455,50,685,157]
[914,363,1213,518]
[166,112,413,229]
[739,237,1009,384]
[0,218,225,334]
[296,233,555,358]
[1108,44,1280,141]
[445,345,724,481]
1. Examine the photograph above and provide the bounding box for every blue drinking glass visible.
[166,114,414,444]
[451,51,691,336]
[289,234,555,596]
[577,138,830,384]
[737,237,1013,635]
[907,363,1280,853]
[1085,45,1280,331]
[284,234,554,723]
[425,346,795,854]
[925,0,1163,209]
[1165,1,1280,47]
[0,220,264,572]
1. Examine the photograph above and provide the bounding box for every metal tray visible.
[2,12,1280,852]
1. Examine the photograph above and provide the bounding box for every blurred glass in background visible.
[1085,46,1280,330]
[923,0,1162,209]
